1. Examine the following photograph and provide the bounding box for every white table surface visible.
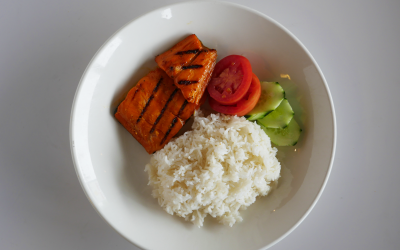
[1,0,399,249]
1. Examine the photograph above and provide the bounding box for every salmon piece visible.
[155,34,217,105]
[155,34,203,79]
[115,68,201,154]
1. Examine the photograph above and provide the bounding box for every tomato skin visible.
[207,55,252,105]
[209,73,261,116]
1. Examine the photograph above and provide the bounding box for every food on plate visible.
[205,54,301,146]
[115,38,301,227]
[144,111,281,227]
[242,81,302,146]
[208,73,261,116]
[207,55,253,105]
[115,68,202,154]
[155,34,217,104]
[259,119,302,146]
[257,99,294,128]
[246,81,285,121]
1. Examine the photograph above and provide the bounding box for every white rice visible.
[144,111,281,227]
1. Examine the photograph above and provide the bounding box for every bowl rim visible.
[69,1,336,249]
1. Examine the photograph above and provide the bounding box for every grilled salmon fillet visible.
[155,34,217,105]
[115,68,201,154]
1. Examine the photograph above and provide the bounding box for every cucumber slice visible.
[246,82,285,121]
[257,99,294,128]
[259,118,302,146]
[245,112,267,120]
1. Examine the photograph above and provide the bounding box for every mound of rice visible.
[144,111,281,227]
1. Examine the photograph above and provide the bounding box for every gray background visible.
[1,0,399,249]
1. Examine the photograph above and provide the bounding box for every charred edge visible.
[150,88,179,134]
[136,78,163,124]
[175,49,199,55]
[182,65,203,70]
[160,117,178,145]
[178,80,198,85]
[177,100,188,118]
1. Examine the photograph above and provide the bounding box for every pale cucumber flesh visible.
[257,99,294,128]
[259,118,302,146]
[246,82,284,121]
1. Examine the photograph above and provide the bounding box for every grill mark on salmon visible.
[150,88,179,134]
[182,65,203,70]
[160,117,178,145]
[178,100,188,117]
[178,80,199,85]
[175,49,199,55]
[136,77,163,123]
[130,88,140,102]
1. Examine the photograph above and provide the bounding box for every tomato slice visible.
[207,55,252,105]
[209,73,261,116]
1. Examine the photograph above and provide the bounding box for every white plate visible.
[70,2,336,250]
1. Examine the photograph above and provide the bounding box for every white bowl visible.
[70,2,336,250]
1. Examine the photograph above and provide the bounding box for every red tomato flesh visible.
[209,73,261,116]
[207,55,252,105]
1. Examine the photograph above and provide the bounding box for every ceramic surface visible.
[70,2,335,250]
